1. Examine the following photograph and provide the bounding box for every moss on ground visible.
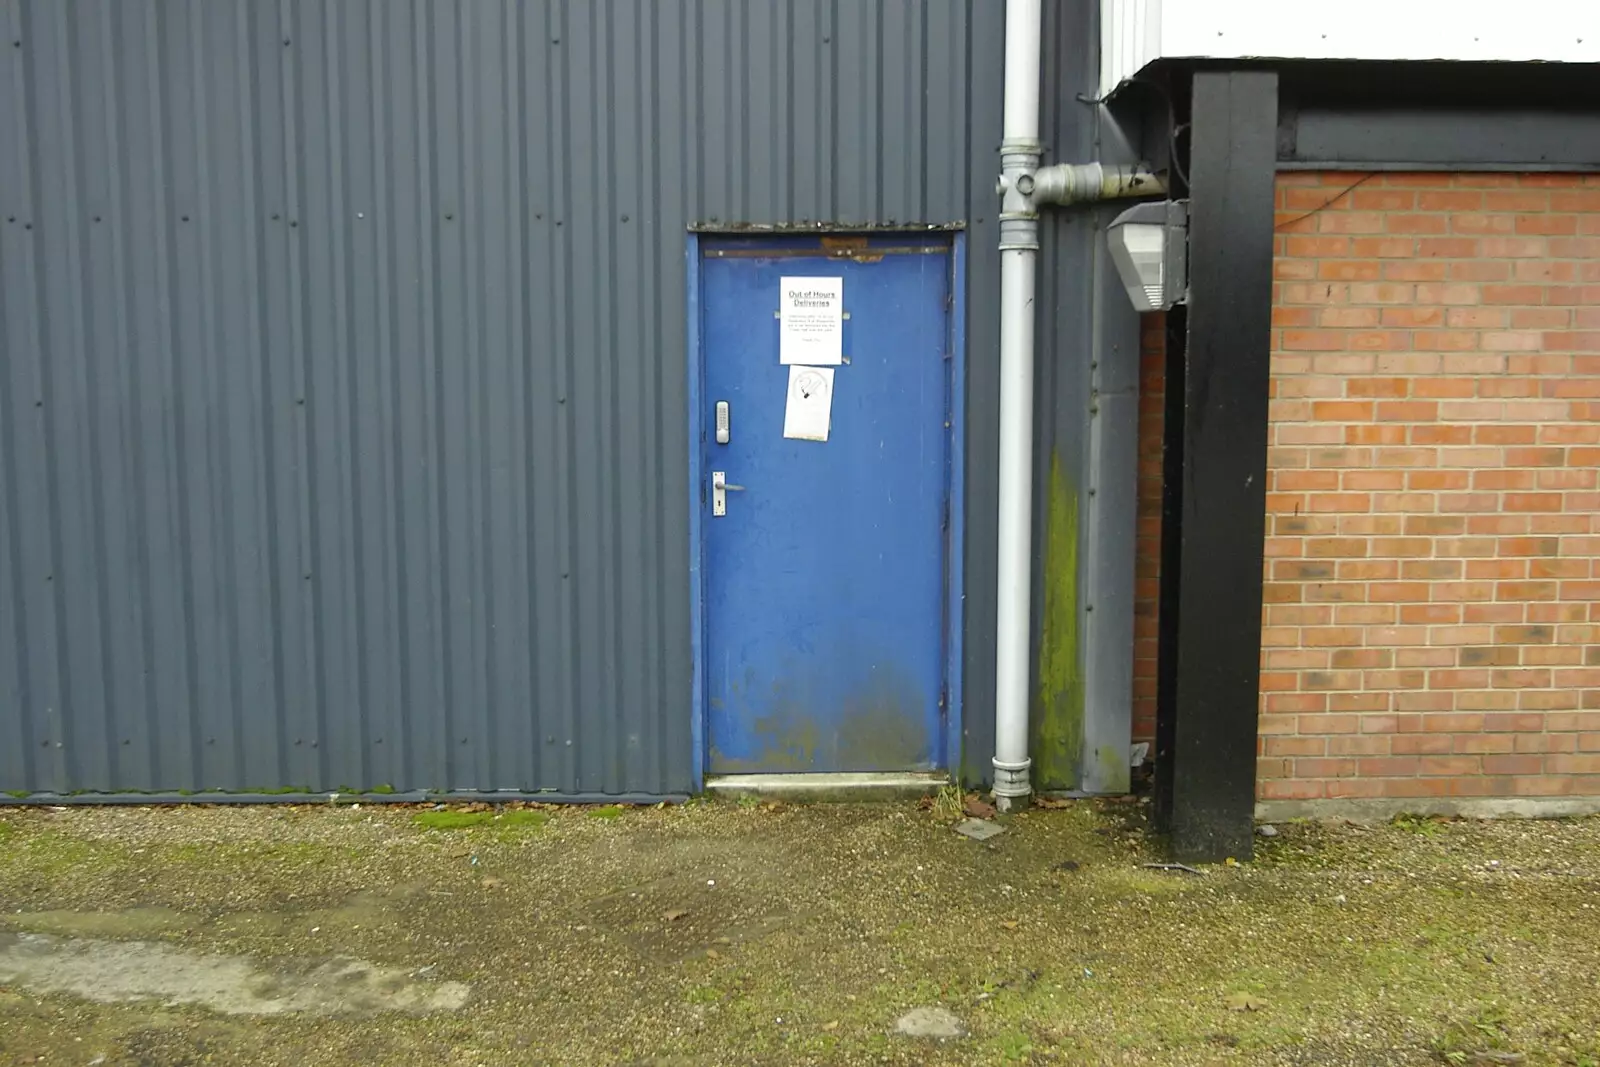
[411,808,548,832]
[0,801,1597,1065]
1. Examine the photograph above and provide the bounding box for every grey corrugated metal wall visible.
[1034,0,1142,794]
[0,0,1135,796]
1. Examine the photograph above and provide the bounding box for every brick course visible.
[1133,171,1600,808]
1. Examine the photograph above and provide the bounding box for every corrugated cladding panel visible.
[1099,0,1159,96]
[0,0,1039,795]
[1036,0,1137,793]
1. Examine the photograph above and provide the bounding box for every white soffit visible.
[1102,0,1600,95]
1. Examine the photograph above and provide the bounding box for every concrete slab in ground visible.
[952,817,1004,841]
[894,1006,965,1039]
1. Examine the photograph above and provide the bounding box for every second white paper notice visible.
[782,366,834,442]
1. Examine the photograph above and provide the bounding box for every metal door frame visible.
[685,230,967,789]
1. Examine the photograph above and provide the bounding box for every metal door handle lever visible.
[711,471,744,516]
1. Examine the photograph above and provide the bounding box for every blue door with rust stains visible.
[698,234,954,774]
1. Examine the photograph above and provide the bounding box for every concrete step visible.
[705,771,950,802]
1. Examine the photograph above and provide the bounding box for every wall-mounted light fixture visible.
[1107,200,1189,312]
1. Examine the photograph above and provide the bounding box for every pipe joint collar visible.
[994,172,1036,198]
[997,214,1039,252]
[1031,162,1098,206]
[991,757,1033,799]
[999,137,1043,160]
[1032,161,1166,207]
[998,140,1043,222]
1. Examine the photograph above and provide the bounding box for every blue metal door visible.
[697,235,954,774]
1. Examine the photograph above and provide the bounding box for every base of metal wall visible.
[0,790,688,807]
[705,772,949,802]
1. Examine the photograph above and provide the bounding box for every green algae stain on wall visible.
[1032,452,1084,791]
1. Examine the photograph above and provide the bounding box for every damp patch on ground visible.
[0,932,469,1015]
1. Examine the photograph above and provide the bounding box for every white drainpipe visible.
[992,0,1165,811]
[992,0,1045,811]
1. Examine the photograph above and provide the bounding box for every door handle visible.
[711,471,744,516]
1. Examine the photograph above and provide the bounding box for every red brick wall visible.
[1263,171,1600,806]
[1131,172,1600,808]
[1132,313,1165,745]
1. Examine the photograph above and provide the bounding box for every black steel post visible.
[1156,70,1278,862]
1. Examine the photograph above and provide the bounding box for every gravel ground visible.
[1,798,1598,1066]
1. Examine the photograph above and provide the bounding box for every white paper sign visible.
[779,276,843,365]
[782,366,834,442]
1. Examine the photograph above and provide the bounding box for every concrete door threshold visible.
[705,772,949,802]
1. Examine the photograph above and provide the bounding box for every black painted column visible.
[1154,71,1278,862]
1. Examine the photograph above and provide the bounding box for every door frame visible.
[685,229,967,789]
